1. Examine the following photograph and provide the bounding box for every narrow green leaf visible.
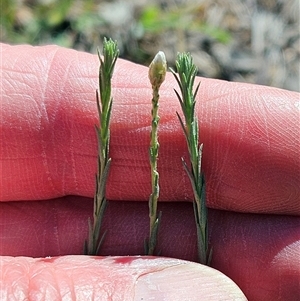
[86,38,119,255]
[172,51,211,265]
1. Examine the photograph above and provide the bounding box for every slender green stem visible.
[85,38,119,255]
[146,51,167,255]
[170,52,212,265]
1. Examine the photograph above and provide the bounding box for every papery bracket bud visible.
[148,51,167,88]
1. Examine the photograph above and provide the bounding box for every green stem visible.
[148,85,160,255]
[85,38,119,255]
[170,52,212,265]
[146,51,167,255]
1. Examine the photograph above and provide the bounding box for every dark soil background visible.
[1,0,299,91]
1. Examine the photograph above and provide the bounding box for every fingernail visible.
[134,258,247,300]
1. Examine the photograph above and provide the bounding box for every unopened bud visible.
[148,51,167,88]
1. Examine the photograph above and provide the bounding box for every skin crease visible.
[0,43,299,300]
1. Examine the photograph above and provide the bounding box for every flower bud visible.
[148,51,167,88]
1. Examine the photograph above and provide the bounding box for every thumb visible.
[1,255,247,300]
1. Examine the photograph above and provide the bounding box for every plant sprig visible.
[145,51,167,255]
[85,38,119,255]
[170,53,212,265]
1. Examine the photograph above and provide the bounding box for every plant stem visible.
[85,38,119,255]
[146,51,167,255]
[170,52,212,265]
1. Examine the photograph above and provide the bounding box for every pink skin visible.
[0,43,299,300]
[0,256,247,300]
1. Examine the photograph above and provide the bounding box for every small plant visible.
[145,51,167,255]
[85,38,119,255]
[86,38,210,263]
[170,53,212,265]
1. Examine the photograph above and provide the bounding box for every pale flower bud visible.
[148,51,167,88]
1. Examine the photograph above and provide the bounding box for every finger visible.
[1,43,299,214]
[1,197,299,300]
[0,255,246,300]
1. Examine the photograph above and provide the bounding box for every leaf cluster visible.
[97,38,119,159]
[170,52,211,265]
[170,53,201,182]
[85,38,119,255]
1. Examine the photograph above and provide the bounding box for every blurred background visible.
[1,0,299,91]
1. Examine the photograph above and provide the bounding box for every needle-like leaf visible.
[171,52,212,265]
[85,38,119,255]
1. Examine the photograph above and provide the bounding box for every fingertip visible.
[1,255,247,300]
[134,259,247,301]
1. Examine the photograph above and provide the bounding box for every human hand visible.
[0,43,299,300]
